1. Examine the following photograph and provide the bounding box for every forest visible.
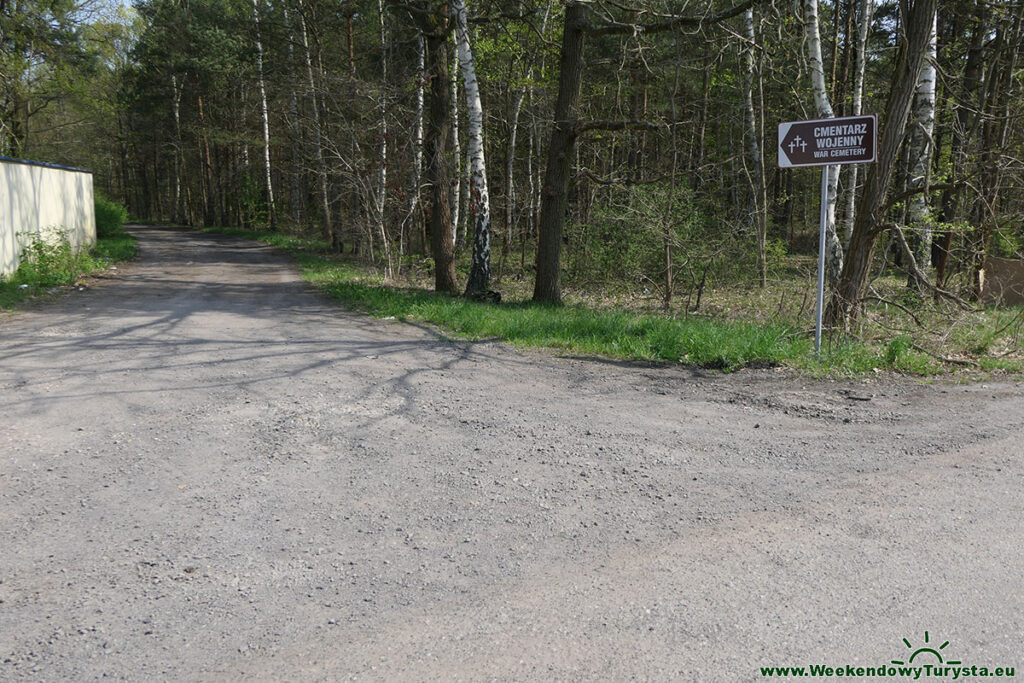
[3,0,1023,358]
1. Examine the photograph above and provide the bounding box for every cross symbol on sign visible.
[788,136,806,153]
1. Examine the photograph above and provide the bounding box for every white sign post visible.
[777,114,877,358]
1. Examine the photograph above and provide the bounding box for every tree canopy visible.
[5,0,1024,331]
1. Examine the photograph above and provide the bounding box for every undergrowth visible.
[1,195,135,310]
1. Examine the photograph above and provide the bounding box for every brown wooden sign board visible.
[777,114,877,168]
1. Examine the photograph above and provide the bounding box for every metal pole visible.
[814,166,828,358]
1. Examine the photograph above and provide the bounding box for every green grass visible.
[319,276,808,369]
[201,226,999,375]
[90,229,137,262]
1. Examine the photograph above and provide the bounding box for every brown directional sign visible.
[777,114,877,168]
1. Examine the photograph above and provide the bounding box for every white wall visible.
[1,158,96,278]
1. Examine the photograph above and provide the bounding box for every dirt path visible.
[1,226,1022,681]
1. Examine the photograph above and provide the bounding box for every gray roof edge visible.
[0,155,93,174]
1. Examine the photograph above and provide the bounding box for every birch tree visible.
[171,73,184,224]
[401,33,425,262]
[905,10,937,286]
[842,0,873,246]
[283,3,303,225]
[251,0,276,228]
[449,46,462,247]
[300,8,332,248]
[453,0,492,298]
[742,7,768,287]
[802,0,842,282]
[375,0,393,277]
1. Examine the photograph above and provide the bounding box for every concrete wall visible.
[1,157,96,278]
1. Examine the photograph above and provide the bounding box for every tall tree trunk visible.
[300,9,333,248]
[532,2,586,304]
[691,44,712,190]
[663,57,685,309]
[506,87,525,262]
[935,1,984,292]
[842,0,874,246]
[743,8,768,287]
[402,33,426,263]
[345,8,361,254]
[376,0,393,277]
[252,0,276,229]
[454,0,493,297]
[524,91,536,267]
[803,0,844,282]
[423,27,458,293]
[835,0,855,112]
[449,45,462,247]
[970,5,1022,298]
[284,3,303,226]
[905,10,937,286]
[197,94,216,225]
[825,0,939,329]
[505,0,552,266]
[171,74,184,224]
[459,125,471,248]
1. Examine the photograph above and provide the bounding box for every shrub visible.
[565,182,772,295]
[95,193,129,238]
[14,232,85,287]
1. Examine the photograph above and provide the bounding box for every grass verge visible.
[0,225,137,310]
[200,225,1010,375]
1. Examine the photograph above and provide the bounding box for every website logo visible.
[758,631,1016,679]
[890,632,960,667]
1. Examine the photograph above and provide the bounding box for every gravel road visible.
[1,226,1022,681]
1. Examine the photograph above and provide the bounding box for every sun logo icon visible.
[891,632,962,666]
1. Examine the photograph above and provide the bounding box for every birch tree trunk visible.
[524,93,536,267]
[905,10,937,286]
[283,3,303,225]
[197,94,216,225]
[505,88,525,258]
[300,9,333,248]
[691,45,712,190]
[171,74,184,225]
[449,46,461,247]
[459,127,471,248]
[402,33,425,263]
[454,0,493,297]
[742,8,768,287]
[376,0,393,277]
[252,0,276,229]
[503,5,551,268]
[803,0,843,281]
[842,0,873,246]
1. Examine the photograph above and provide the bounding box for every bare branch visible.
[883,182,961,210]
[575,168,668,185]
[889,223,977,310]
[910,342,980,367]
[587,0,764,37]
[864,291,923,326]
[576,119,660,134]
